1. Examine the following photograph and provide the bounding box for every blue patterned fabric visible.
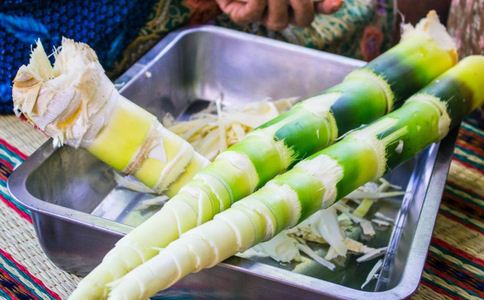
[0,0,157,113]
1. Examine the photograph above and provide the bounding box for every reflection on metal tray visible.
[8,26,457,299]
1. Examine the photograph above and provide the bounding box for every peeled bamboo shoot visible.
[109,56,484,300]
[12,38,209,196]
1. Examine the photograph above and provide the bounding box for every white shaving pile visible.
[238,177,404,289]
[163,97,298,161]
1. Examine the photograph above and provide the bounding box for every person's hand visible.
[315,0,344,14]
[215,0,344,31]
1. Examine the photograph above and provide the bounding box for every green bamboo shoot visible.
[69,11,458,299]
[108,56,484,300]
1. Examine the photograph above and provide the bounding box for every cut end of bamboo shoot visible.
[13,38,111,147]
[401,10,457,63]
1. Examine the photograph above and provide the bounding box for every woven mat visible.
[0,116,79,299]
[0,115,482,299]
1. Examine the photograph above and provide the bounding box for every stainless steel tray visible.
[8,26,457,299]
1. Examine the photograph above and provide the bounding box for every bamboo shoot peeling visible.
[109,56,484,300]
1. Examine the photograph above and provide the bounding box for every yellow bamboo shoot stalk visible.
[12,38,209,195]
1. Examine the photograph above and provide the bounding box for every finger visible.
[316,0,344,14]
[216,0,266,24]
[263,0,290,31]
[289,0,314,27]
